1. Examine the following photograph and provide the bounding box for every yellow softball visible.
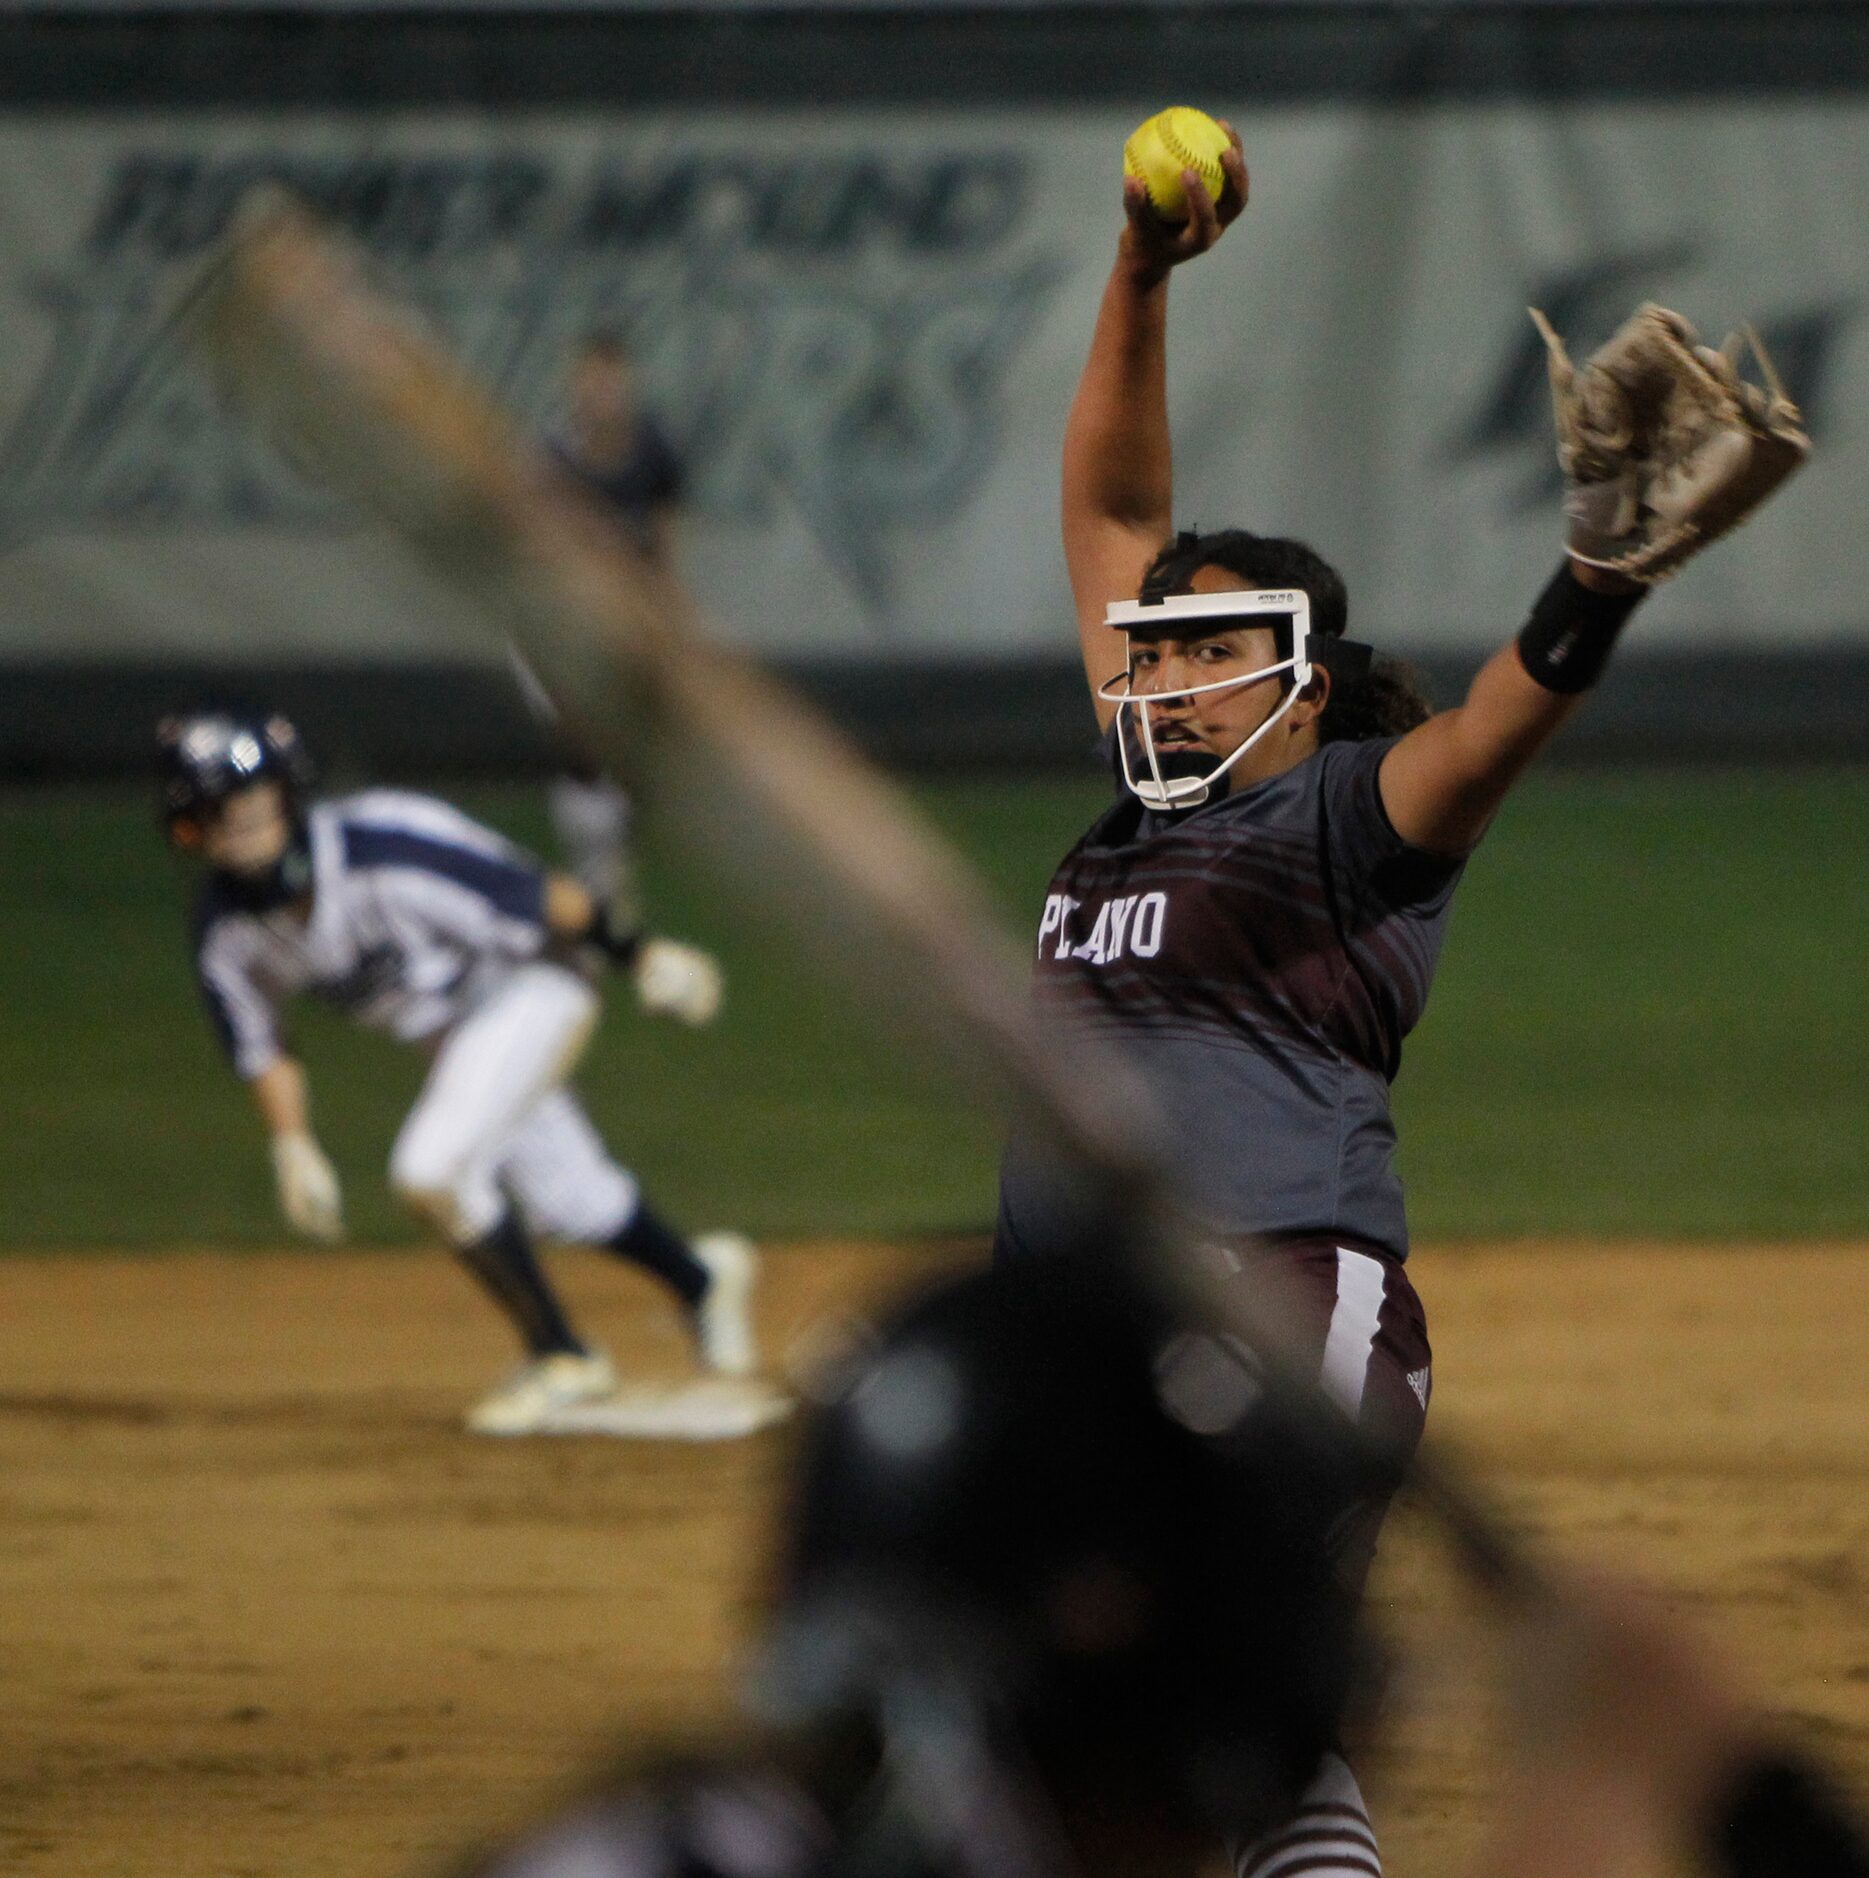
[1123,107,1233,222]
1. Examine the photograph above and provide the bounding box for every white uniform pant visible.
[388,962,639,1247]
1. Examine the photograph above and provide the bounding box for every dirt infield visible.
[5,1242,1868,1878]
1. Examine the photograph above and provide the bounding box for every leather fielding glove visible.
[1531,302,1811,584]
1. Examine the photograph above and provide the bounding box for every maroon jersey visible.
[997,735,1464,1262]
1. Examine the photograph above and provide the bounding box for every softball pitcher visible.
[159,710,758,1436]
[999,125,1807,1878]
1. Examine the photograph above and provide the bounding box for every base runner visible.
[158,710,757,1435]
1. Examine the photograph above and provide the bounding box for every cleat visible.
[465,1348,617,1435]
[691,1232,759,1377]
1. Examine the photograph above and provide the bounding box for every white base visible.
[527,1377,794,1441]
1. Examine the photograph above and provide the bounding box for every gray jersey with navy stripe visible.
[192,790,553,1080]
[996,736,1464,1262]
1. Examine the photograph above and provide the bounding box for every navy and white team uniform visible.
[996,733,1458,1878]
[194,789,643,1246]
[193,787,731,1385]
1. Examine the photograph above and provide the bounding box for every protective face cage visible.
[1096,590,1368,811]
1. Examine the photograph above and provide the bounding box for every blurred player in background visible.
[552,331,684,567]
[511,329,687,920]
[469,1254,1373,1878]
[157,710,757,1435]
[461,1258,1869,1878]
[997,128,1806,1878]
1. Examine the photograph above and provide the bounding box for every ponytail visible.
[1318,653,1433,744]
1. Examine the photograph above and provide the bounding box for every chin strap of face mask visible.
[1114,673,1304,811]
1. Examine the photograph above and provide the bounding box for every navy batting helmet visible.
[767,1258,1371,1856]
[156,713,313,851]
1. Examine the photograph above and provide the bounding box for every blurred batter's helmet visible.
[768,1259,1370,1860]
[156,712,313,850]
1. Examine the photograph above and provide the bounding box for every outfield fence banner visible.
[0,101,1864,679]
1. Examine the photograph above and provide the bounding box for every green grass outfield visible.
[4,771,1865,1249]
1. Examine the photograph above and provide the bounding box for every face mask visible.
[1097,590,1315,811]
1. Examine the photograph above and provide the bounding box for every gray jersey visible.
[192,790,551,1080]
[996,736,1464,1262]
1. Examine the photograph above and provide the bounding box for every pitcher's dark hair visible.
[1136,530,1431,741]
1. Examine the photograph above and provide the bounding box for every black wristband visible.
[1515,562,1646,694]
[587,904,642,968]
[1710,1750,1869,1878]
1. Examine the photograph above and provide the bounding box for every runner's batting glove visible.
[270,1130,346,1242]
[633,938,724,1027]
[1531,302,1811,583]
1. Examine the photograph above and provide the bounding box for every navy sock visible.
[603,1201,709,1308]
[456,1206,585,1357]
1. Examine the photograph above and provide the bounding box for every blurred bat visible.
[180,190,1532,1605]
